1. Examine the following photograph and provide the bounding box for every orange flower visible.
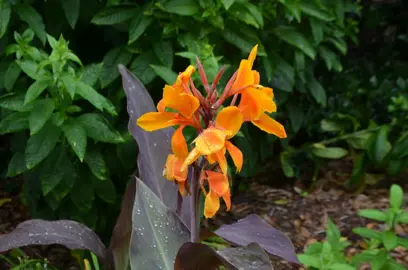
[182,106,243,174]
[200,170,231,218]
[137,66,200,131]
[230,45,287,139]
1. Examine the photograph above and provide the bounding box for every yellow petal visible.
[252,70,260,85]
[247,87,277,115]
[137,112,178,131]
[157,99,166,112]
[248,45,258,69]
[181,147,201,171]
[238,91,262,121]
[204,190,220,218]
[176,65,195,86]
[225,141,243,172]
[172,126,188,158]
[252,113,287,138]
[206,170,229,196]
[163,85,200,117]
[214,150,228,175]
[231,60,254,94]
[222,189,231,211]
[215,106,243,139]
[163,154,188,182]
[194,127,226,155]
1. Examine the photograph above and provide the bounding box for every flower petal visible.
[137,112,178,131]
[172,126,188,158]
[248,45,258,69]
[252,113,287,138]
[157,99,166,112]
[222,189,231,211]
[206,170,229,196]
[238,91,263,121]
[176,65,195,86]
[178,181,189,196]
[163,154,188,182]
[163,85,200,117]
[215,106,243,138]
[247,87,277,115]
[252,70,260,85]
[194,127,226,155]
[214,150,228,175]
[181,147,201,171]
[231,60,254,94]
[225,141,243,172]
[204,190,220,218]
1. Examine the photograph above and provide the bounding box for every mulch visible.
[1,160,408,269]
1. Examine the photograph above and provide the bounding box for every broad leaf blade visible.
[0,219,106,260]
[118,64,191,228]
[130,178,190,269]
[215,214,300,265]
[218,243,274,270]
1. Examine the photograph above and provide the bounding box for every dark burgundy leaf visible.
[118,64,191,229]
[215,214,300,265]
[0,219,106,260]
[130,178,190,269]
[218,243,274,270]
[106,177,136,270]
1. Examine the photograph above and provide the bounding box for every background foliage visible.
[0,0,407,240]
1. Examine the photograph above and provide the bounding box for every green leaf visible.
[327,37,347,55]
[319,46,343,72]
[75,80,116,115]
[28,99,55,135]
[0,94,32,112]
[60,74,76,98]
[271,55,294,92]
[61,120,87,162]
[71,178,94,212]
[77,113,124,144]
[130,50,158,85]
[17,60,50,80]
[312,145,348,159]
[150,65,177,85]
[230,2,263,29]
[25,122,61,169]
[391,132,408,158]
[153,41,173,67]
[61,0,80,29]
[397,212,408,224]
[40,147,66,195]
[280,151,294,178]
[298,254,320,268]
[80,62,103,87]
[221,0,236,10]
[367,126,391,165]
[91,6,138,25]
[0,112,29,135]
[84,149,108,180]
[326,219,341,248]
[287,102,303,133]
[300,2,335,22]
[5,62,21,91]
[307,78,327,106]
[223,24,266,56]
[329,263,355,270]
[274,26,316,59]
[101,47,132,87]
[279,0,301,23]
[128,13,153,44]
[15,4,46,44]
[7,152,28,177]
[352,227,381,240]
[358,209,388,222]
[320,119,341,132]
[24,79,52,104]
[381,231,397,251]
[310,18,324,44]
[0,1,11,38]
[390,184,403,210]
[163,0,200,16]
[92,177,116,204]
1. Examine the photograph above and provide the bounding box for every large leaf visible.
[0,0,11,38]
[0,219,107,261]
[163,0,200,16]
[215,214,300,265]
[119,64,191,228]
[274,26,316,59]
[61,0,80,29]
[101,47,132,87]
[150,65,177,85]
[312,145,348,159]
[61,119,87,162]
[77,113,124,144]
[75,80,117,115]
[300,2,335,22]
[28,98,55,135]
[367,126,391,165]
[15,4,46,44]
[91,6,138,25]
[128,11,153,44]
[218,243,274,269]
[130,178,190,269]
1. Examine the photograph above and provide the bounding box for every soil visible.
[1,160,408,270]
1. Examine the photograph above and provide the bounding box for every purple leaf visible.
[215,214,300,265]
[0,219,106,260]
[118,64,191,229]
[106,177,136,270]
[130,178,190,269]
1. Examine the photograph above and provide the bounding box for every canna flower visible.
[182,106,243,175]
[200,170,231,218]
[229,45,287,139]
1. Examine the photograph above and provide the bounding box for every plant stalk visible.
[189,166,201,243]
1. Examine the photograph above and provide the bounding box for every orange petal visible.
[181,147,201,171]
[204,190,220,218]
[238,91,262,121]
[252,70,260,85]
[207,147,226,164]
[248,45,258,69]
[194,127,226,155]
[247,87,277,115]
[157,99,166,112]
[206,170,229,196]
[137,112,178,131]
[222,189,231,211]
[163,154,188,182]
[215,106,243,139]
[225,141,243,172]
[163,85,199,117]
[178,181,190,196]
[176,65,195,86]
[172,126,188,158]
[252,113,287,138]
[231,60,254,94]
[214,150,228,175]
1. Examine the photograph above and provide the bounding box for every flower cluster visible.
[137,45,286,218]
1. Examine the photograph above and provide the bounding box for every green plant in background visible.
[352,184,408,269]
[0,248,58,270]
